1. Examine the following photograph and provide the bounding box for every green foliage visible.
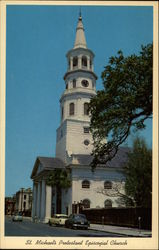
[46,168,71,213]
[125,137,152,208]
[89,44,152,168]
[46,168,72,189]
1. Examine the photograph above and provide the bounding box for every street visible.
[5,216,124,237]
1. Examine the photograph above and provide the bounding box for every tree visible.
[96,182,134,207]
[124,137,152,208]
[89,44,152,168]
[46,168,71,214]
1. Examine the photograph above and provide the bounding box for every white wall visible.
[61,187,72,215]
[71,166,125,208]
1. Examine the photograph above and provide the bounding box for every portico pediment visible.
[31,156,66,179]
[36,163,43,175]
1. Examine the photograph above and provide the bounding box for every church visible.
[30,13,128,223]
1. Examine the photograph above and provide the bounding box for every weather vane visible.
[79,7,82,18]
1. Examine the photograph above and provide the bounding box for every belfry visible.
[31,13,128,223]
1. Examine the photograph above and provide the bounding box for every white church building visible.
[31,14,128,223]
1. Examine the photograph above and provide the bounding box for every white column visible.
[87,56,90,70]
[40,179,46,221]
[91,62,94,71]
[70,57,73,70]
[45,185,52,222]
[36,181,41,220]
[78,55,82,69]
[32,182,37,218]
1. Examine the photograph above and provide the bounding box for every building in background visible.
[15,187,32,216]
[31,13,128,223]
[5,195,16,215]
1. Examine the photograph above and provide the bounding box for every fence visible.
[81,207,151,230]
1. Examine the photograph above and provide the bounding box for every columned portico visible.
[32,182,37,218]
[40,179,46,221]
[32,178,52,222]
[45,185,52,222]
[36,181,41,219]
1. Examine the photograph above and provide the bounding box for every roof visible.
[31,157,66,179]
[70,147,130,168]
[37,157,65,169]
[74,15,87,49]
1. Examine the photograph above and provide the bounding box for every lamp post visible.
[138,217,141,235]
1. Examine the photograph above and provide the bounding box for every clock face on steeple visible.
[81,79,89,87]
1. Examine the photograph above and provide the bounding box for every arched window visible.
[104,181,112,189]
[84,103,89,115]
[68,59,71,70]
[104,199,112,208]
[90,59,92,69]
[73,79,76,88]
[82,180,90,189]
[82,56,87,67]
[61,106,64,119]
[69,103,75,115]
[83,199,90,209]
[73,57,78,67]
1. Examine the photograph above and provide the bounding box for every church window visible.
[84,139,90,146]
[68,59,71,70]
[23,201,26,209]
[61,106,64,119]
[84,102,89,115]
[90,59,92,68]
[60,130,63,138]
[82,56,87,67]
[104,181,112,189]
[82,180,90,188]
[83,127,89,133]
[81,79,89,87]
[83,199,90,208]
[73,79,76,88]
[69,103,75,115]
[73,57,78,67]
[24,195,26,200]
[104,199,112,208]
[66,83,68,89]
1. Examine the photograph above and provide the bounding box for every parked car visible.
[12,211,23,222]
[49,214,68,226]
[65,214,90,229]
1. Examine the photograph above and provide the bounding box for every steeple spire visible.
[74,12,87,49]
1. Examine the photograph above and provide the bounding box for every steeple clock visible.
[56,14,97,162]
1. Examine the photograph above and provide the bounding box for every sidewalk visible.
[90,224,152,237]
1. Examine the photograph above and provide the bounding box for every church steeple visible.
[74,12,87,49]
[56,13,97,162]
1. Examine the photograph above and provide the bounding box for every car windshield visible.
[74,214,86,219]
[58,215,68,218]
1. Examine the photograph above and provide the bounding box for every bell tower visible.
[56,13,97,162]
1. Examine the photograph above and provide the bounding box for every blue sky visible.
[5,5,153,196]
